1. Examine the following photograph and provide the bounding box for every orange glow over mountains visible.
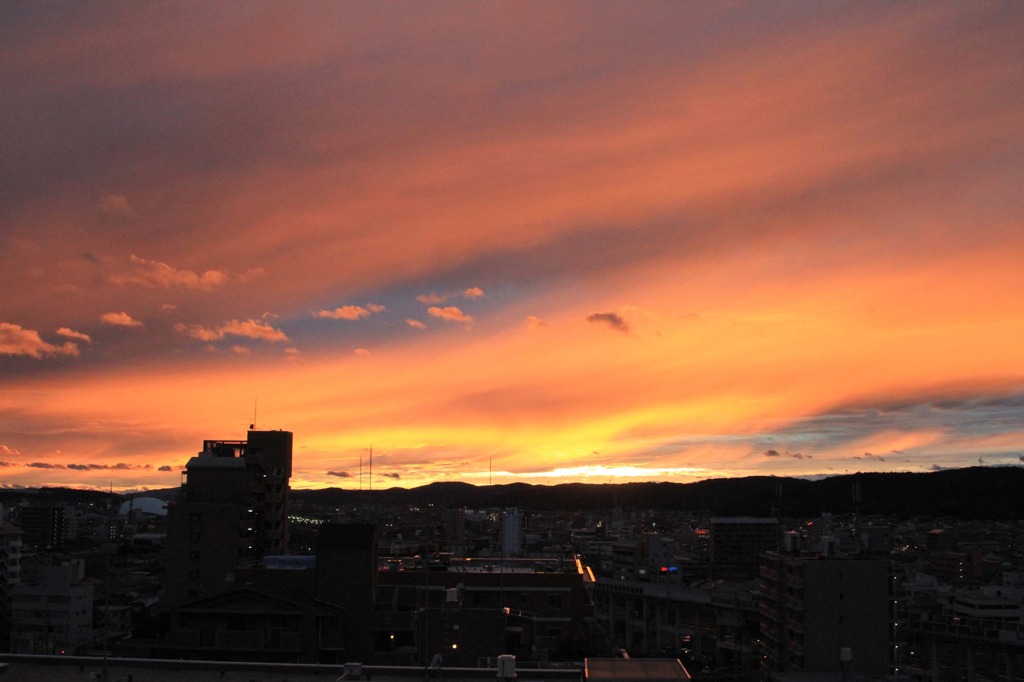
[1,3,1023,491]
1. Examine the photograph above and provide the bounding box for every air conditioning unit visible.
[497,654,516,679]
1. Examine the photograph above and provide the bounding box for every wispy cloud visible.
[98,193,137,220]
[111,255,228,289]
[406,319,427,329]
[314,304,385,320]
[417,293,449,305]
[56,328,91,343]
[463,287,485,299]
[327,470,352,477]
[586,311,629,334]
[0,323,80,358]
[66,462,150,471]
[175,319,289,343]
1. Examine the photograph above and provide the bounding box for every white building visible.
[10,559,93,654]
[501,507,522,558]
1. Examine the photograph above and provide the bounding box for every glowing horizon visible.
[2,3,1024,493]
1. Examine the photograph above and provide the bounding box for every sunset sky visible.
[2,2,1024,492]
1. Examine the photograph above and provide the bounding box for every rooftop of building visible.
[0,656,583,682]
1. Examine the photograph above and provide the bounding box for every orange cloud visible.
[111,255,228,289]
[175,319,288,343]
[56,328,91,343]
[100,312,143,327]
[314,304,385,320]
[428,306,473,325]
[464,287,485,299]
[406,319,427,329]
[0,323,80,358]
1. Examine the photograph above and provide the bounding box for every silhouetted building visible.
[10,558,93,654]
[376,555,592,665]
[502,507,522,558]
[164,429,293,605]
[0,509,22,652]
[759,552,889,676]
[316,523,378,660]
[711,517,778,577]
[19,501,66,550]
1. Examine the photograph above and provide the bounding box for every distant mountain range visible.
[292,466,1024,519]
[3,466,1021,519]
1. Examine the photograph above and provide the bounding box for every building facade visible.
[164,429,293,605]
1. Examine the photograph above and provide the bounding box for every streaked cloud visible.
[56,328,91,343]
[175,319,289,343]
[406,319,427,330]
[111,255,228,289]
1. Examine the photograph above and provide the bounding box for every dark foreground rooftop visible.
[0,656,584,682]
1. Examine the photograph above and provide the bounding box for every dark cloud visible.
[67,462,149,471]
[586,312,629,333]
[27,462,64,469]
[382,472,401,480]
[764,449,806,459]
[854,452,886,462]
[0,461,16,467]
[158,465,175,471]
[327,470,352,478]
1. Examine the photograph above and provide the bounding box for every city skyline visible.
[2,3,1024,491]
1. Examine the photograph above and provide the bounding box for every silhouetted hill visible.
[0,486,122,508]
[292,467,1024,519]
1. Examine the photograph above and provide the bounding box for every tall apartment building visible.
[759,551,890,676]
[164,429,293,605]
[502,507,523,558]
[18,501,66,550]
[0,509,22,652]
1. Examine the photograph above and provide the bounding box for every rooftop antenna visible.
[489,457,492,487]
[359,453,363,491]
[251,396,258,430]
[369,445,373,491]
